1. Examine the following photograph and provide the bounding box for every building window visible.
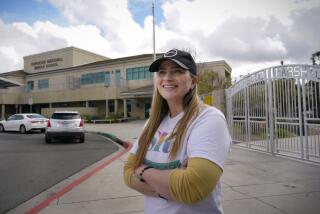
[115,69,121,86]
[81,71,110,85]
[127,100,131,113]
[52,101,86,108]
[88,101,98,107]
[105,72,111,86]
[27,81,34,92]
[38,79,49,89]
[126,66,152,80]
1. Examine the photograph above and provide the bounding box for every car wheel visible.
[79,135,85,143]
[0,124,4,132]
[20,125,26,134]
[45,135,51,144]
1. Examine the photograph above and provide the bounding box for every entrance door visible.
[144,103,151,118]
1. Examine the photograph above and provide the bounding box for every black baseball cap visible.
[149,49,197,75]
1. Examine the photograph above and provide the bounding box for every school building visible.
[0,47,231,120]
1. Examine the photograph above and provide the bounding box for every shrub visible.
[106,112,124,122]
[276,128,296,138]
[81,114,92,122]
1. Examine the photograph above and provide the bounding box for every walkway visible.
[8,120,320,214]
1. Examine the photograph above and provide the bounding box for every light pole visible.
[152,2,156,61]
[105,83,109,118]
[28,97,33,113]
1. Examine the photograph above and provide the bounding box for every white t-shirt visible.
[131,106,231,214]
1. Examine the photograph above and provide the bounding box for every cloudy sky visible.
[0,0,319,78]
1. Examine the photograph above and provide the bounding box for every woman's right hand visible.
[181,159,188,169]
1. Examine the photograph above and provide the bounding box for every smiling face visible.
[155,60,196,106]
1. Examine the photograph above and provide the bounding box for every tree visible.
[311,51,320,65]
[198,69,231,94]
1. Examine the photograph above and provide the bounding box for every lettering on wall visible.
[30,57,63,70]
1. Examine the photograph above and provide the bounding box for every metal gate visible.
[226,64,320,163]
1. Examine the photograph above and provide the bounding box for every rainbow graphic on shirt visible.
[148,131,172,153]
[145,130,181,169]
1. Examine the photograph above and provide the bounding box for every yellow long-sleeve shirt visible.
[123,153,222,204]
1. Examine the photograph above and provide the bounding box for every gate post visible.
[226,89,233,137]
[300,78,307,160]
[245,87,250,147]
[267,68,275,156]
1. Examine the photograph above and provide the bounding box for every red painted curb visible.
[26,141,132,214]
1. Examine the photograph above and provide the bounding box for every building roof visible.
[120,85,154,98]
[80,54,156,66]
[0,53,161,77]
[25,53,162,77]
[0,69,27,77]
[23,46,109,60]
[0,77,23,89]
[197,60,232,73]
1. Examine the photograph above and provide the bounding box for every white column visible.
[123,99,127,118]
[105,86,109,118]
[106,100,109,118]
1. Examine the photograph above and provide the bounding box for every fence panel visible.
[226,64,320,163]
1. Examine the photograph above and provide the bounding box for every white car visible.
[45,111,85,144]
[0,113,48,134]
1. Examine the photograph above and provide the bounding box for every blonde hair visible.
[133,74,201,168]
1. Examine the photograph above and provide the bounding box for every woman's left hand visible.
[181,159,188,169]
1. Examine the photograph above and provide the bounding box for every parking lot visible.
[0,131,118,214]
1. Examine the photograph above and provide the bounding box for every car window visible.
[26,114,45,119]
[7,115,16,121]
[16,115,24,120]
[52,113,80,120]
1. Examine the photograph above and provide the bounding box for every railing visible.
[226,64,320,163]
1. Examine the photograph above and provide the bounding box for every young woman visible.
[123,49,231,214]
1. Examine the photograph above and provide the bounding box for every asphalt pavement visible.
[6,120,320,214]
[0,132,118,214]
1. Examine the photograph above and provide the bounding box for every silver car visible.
[0,113,48,134]
[45,111,85,143]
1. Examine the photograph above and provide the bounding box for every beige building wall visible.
[25,86,107,104]
[23,47,108,74]
[20,53,156,119]
[72,48,109,67]
[0,71,26,104]
[41,107,99,118]
[212,89,226,114]
[2,75,25,85]
[198,61,232,115]
[0,91,23,104]
[25,68,109,103]
[198,60,232,78]
[96,101,106,117]
[0,47,232,120]
[129,99,149,119]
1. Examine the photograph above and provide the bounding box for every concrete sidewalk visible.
[9,120,320,214]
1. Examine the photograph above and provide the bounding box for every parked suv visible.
[45,111,85,143]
